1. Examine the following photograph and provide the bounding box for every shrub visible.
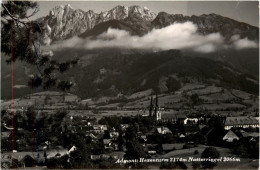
[194,150,199,155]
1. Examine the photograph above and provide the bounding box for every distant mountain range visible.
[39,4,259,44]
[1,4,259,101]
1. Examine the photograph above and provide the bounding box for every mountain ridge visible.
[39,4,259,44]
[40,4,156,43]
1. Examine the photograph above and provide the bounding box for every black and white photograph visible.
[1,0,259,169]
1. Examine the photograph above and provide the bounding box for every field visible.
[160,145,259,169]
[1,82,258,114]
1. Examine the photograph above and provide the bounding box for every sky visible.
[32,1,259,27]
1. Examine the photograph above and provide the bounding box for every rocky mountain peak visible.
[64,4,73,10]
[128,5,156,21]
[49,4,73,17]
[41,4,258,44]
[42,4,157,43]
[49,5,64,17]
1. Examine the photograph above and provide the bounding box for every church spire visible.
[155,93,158,107]
[149,96,153,117]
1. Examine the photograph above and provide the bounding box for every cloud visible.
[230,35,258,49]
[51,22,258,53]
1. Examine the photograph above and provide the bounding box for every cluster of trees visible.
[1,108,70,152]
[190,93,204,105]
[191,147,221,169]
[1,1,78,91]
[98,115,155,134]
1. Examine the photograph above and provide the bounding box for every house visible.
[120,124,129,131]
[223,130,239,142]
[241,132,259,138]
[175,113,187,124]
[148,150,156,155]
[184,118,199,124]
[92,125,108,133]
[91,155,101,160]
[199,124,206,130]
[103,139,112,146]
[138,135,147,143]
[1,131,11,139]
[145,144,157,154]
[159,113,176,123]
[241,132,259,142]
[103,139,118,150]
[110,132,119,139]
[157,127,172,134]
[86,133,97,140]
[179,134,185,138]
[249,137,257,142]
[68,146,77,153]
[224,116,259,130]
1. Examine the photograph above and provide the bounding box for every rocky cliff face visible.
[39,4,258,44]
[40,4,156,44]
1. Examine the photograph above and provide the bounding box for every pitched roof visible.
[157,127,172,134]
[175,113,186,119]
[103,139,112,145]
[161,113,175,120]
[1,131,11,138]
[179,134,185,138]
[241,132,259,138]
[225,116,258,126]
[223,130,239,142]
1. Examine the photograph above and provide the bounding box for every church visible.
[148,94,162,121]
[148,95,186,124]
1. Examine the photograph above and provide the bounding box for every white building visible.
[224,116,259,130]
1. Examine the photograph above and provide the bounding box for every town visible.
[1,95,259,169]
[1,1,259,169]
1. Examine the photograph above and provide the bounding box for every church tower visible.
[156,108,161,120]
[155,94,161,120]
[155,93,158,113]
[149,96,153,117]
[148,94,161,120]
